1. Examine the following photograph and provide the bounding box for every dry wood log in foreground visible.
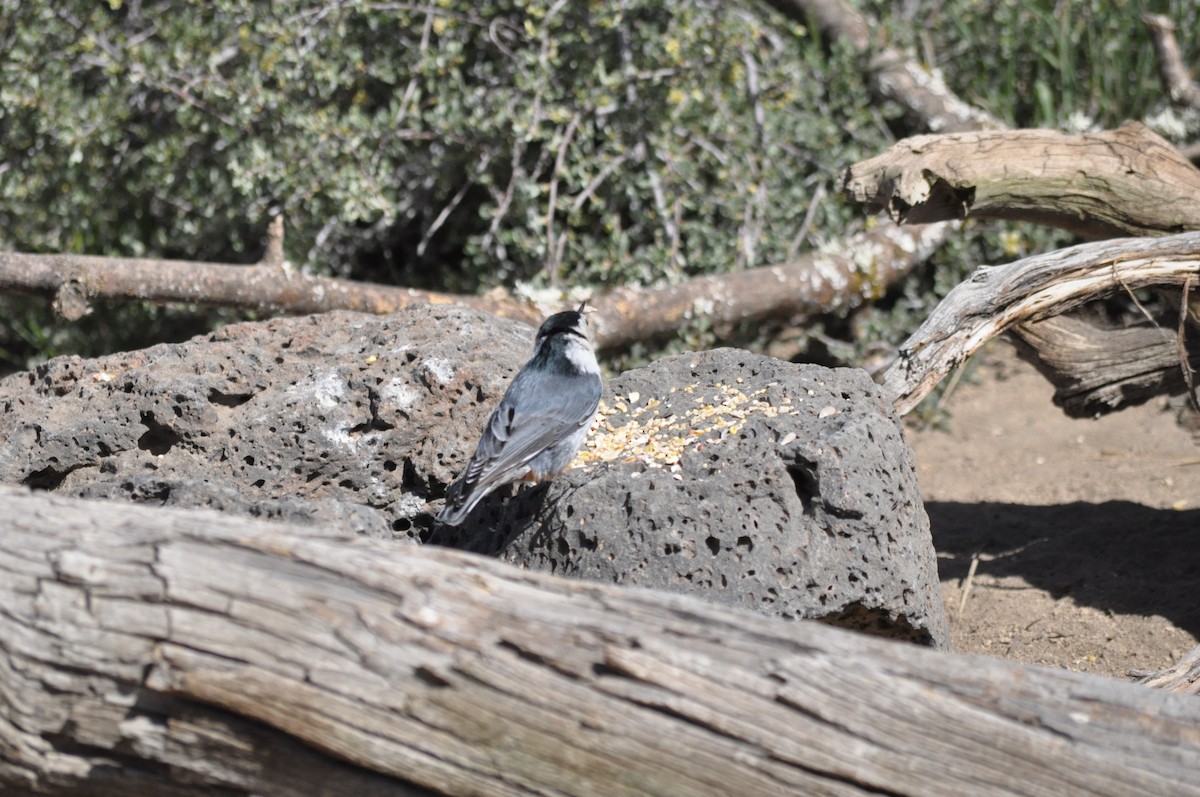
[2,488,1200,797]
[879,231,1200,416]
[841,122,1200,239]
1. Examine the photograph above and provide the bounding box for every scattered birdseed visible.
[570,381,805,471]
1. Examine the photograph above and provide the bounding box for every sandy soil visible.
[904,340,1200,680]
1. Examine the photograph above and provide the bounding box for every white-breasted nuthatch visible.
[436,303,602,526]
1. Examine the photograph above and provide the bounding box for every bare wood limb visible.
[1,220,949,353]
[589,222,953,350]
[881,231,1200,416]
[841,122,1200,239]
[2,487,1199,796]
[1009,313,1200,418]
[761,0,1000,133]
[1143,14,1200,111]
[1135,644,1200,694]
[0,250,543,325]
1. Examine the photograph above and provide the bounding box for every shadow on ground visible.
[929,501,1200,638]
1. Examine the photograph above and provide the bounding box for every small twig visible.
[570,152,629,214]
[787,183,826,261]
[933,358,967,415]
[417,153,491,259]
[544,113,582,286]
[957,552,980,618]
[260,216,286,268]
[1179,276,1199,410]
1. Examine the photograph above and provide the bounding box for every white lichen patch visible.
[283,369,347,411]
[571,381,809,471]
[383,378,420,412]
[419,357,456,386]
[391,492,427,517]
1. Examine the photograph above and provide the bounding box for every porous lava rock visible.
[439,349,950,648]
[0,307,531,539]
[1,308,948,646]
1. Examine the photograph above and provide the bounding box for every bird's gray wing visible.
[460,368,601,491]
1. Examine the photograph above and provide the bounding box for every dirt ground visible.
[904,340,1200,680]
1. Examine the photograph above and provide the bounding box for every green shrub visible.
[0,0,1194,372]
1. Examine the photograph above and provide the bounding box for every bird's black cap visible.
[535,302,589,342]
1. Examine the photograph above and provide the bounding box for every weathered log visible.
[1009,312,1200,417]
[841,122,1200,239]
[881,231,1200,415]
[0,222,949,355]
[2,487,1199,796]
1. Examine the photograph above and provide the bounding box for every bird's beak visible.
[577,300,597,315]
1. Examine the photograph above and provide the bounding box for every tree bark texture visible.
[841,122,1200,239]
[761,0,1001,134]
[880,231,1200,416]
[1143,14,1200,111]
[1009,312,1200,418]
[2,488,1200,797]
[0,251,544,326]
[0,222,948,355]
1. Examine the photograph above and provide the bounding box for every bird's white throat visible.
[564,336,600,375]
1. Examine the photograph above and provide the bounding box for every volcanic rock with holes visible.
[0,307,948,647]
[439,348,950,648]
[0,307,532,539]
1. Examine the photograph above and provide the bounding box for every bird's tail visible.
[435,478,479,526]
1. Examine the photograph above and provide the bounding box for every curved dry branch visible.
[0,251,544,325]
[1136,645,1200,695]
[881,231,1200,415]
[3,487,1200,796]
[1143,13,1200,111]
[841,122,1200,239]
[761,0,1000,133]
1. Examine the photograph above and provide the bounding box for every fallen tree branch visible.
[2,487,1199,796]
[1135,645,1200,695]
[0,250,543,325]
[589,222,952,349]
[880,231,1200,415]
[1143,13,1200,111]
[761,0,1001,133]
[1,222,950,353]
[1009,312,1200,417]
[841,122,1200,239]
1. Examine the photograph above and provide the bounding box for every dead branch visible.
[1,222,948,353]
[880,231,1200,415]
[1135,645,1200,695]
[761,0,1001,134]
[1009,313,1200,418]
[0,250,542,325]
[841,122,1200,239]
[1143,14,1200,111]
[589,223,951,350]
[3,487,1199,796]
